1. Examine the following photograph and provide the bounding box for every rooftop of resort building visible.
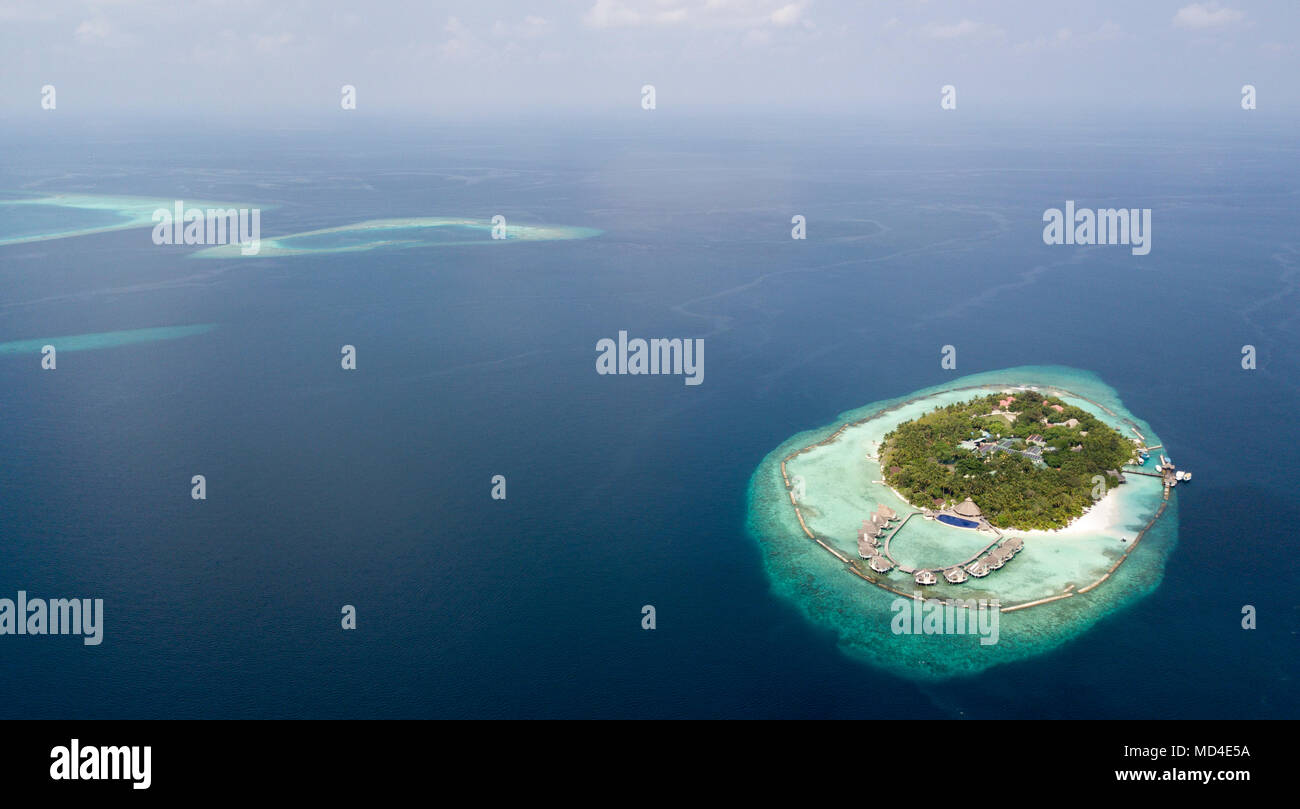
[953,498,982,518]
[914,569,937,585]
[868,555,894,573]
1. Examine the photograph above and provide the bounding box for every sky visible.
[0,1,1296,121]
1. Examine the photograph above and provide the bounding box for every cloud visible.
[0,1,56,23]
[582,0,811,30]
[437,15,556,65]
[492,16,550,39]
[252,33,294,55]
[1014,21,1127,52]
[73,18,112,43]
[923,19,1005,40]
[438,16,485,62]
[1172,3,1244,29]
[583,0,653,28]
[769,4,803,26]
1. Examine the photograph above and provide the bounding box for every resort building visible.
[982,552,1005,570]
[868,555,894,574]
[914,569,938,586]
[953,498,982,519]
[857,528,880,548]
[943,566,968,584]
[965,560,990,577]
[876,504,898,521]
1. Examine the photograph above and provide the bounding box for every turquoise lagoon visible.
[746,366,1179,680]
[0,193,265,247]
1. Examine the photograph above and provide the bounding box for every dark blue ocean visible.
[1,112,1296,718]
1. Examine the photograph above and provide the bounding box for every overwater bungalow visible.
[965,560,990,577]
[868,555,894,574]
[1000,537,1024,554]
[943,567,968,584]
[861,521,882,538]
[914,569,938,585]
[876,505,898,521]
[857,529,880,547]
[982,552,1005,570]
[870,511,889,527]
[857,540,874,559]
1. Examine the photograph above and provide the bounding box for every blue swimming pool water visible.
[937,514,980,529]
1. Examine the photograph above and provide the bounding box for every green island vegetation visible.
[880,390,1136,529]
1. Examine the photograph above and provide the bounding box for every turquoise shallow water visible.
[192,217,603,258]
[277,225,482,250]
[0,205,127,242]
[747,365,1179,681]
[0,193,265,246]
[0,325,214,354]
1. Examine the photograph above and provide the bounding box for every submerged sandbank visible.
[0,325,214,355]
[191,217,602,258]
[0,193,266,247]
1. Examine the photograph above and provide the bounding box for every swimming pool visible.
[937,514,981,529]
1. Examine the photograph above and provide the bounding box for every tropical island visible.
[880,390,1134,530]
[746,367,1184,680]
